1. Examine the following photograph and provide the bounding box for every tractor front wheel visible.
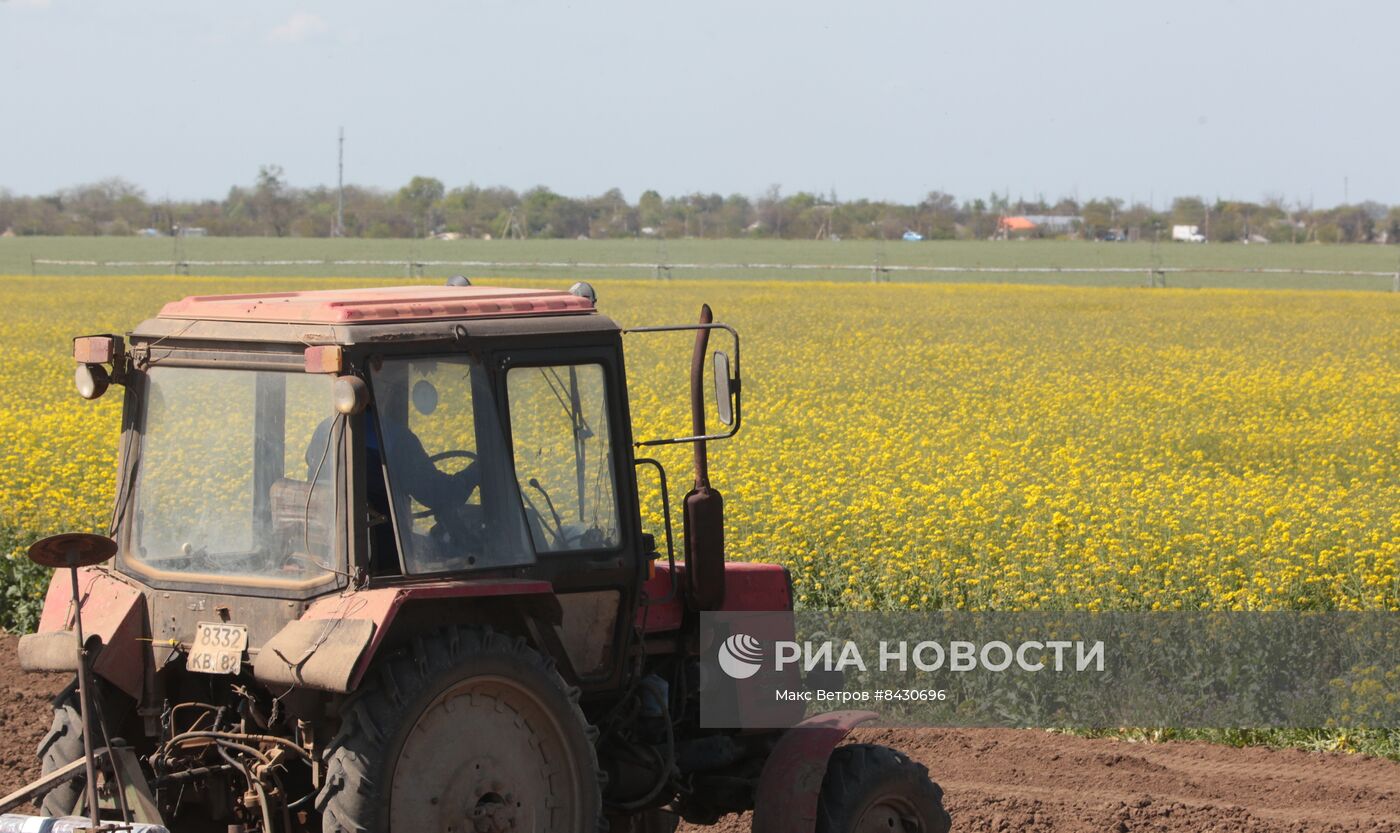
[815,744,951,833]
[35,681,85,817]
[316,626,603,833]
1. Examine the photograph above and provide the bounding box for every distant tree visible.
[637,190,664,232]
[1207,202,1242,242]
[11,196,64,236]
[5,174,1400,244]
[0,188,14,233]
[586,187,633,237]
[718,194,754,236]
[253,165,293,237]
[756,185,786,236]
[397,176,446,237]
[290,186,336,237]
[1333,205,1374,242]
[1080,198,1122,239]
[520,186,588,238]
[961,198,996,239]
[675,192,723,237]
[1170,196,1206,228]
[778,191,822,239]
[918,191,959,239]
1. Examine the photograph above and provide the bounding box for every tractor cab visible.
[118,284,629,586]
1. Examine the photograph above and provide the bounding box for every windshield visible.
[371,355,535,574]
[128,366,339,583]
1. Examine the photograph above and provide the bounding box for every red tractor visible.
[14,282,950,832]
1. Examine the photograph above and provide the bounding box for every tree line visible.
[3,167,1398,244]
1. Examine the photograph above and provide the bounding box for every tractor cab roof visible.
[157,285,595,325]
[131,284,616,347]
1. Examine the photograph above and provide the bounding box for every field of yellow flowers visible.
[1,276,1396,626]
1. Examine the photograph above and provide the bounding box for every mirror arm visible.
[624,321,741,447]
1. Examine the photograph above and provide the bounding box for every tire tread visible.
[814,743,950,833]
[36,682,85,817]
[315,625,602,833]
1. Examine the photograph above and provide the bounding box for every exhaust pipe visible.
[683,305,726,611]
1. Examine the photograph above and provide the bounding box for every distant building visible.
[1023,215,1082,231]
[997,215,1082,238]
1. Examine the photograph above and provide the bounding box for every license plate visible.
[188,622,249,675]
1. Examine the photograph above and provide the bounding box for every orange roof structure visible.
[999,216,1038,231]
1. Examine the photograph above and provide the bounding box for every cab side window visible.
[507,364,621,552]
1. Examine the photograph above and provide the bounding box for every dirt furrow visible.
[3,638,1396,831]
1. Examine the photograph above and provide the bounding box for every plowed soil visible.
[2,636,1396,831]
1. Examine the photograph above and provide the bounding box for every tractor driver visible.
[305,367,481,573]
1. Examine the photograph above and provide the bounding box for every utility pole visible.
[335,127,345,237]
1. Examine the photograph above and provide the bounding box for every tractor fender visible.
[17,567,147,700]
[253,579,555,694]
[750,709,879,833]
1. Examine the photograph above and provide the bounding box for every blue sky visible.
[0,0,1393,206]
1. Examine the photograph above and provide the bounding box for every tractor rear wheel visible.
[316,626,603,833]
[815,744,951,833]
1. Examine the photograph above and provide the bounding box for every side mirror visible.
[713,351,733,426]
[28,532,117,569]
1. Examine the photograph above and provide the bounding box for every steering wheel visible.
[416,449,485,557]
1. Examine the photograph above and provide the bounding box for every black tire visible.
[36,681,85,817]
[315,626,604,833]
[815,744,951,833]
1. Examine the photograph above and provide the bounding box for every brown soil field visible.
[2,637,1396,832]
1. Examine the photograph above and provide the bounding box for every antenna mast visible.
[335,127,345,237]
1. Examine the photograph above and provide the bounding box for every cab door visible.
[496,345,643,689]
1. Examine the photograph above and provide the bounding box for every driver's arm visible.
[391,425,478,510]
